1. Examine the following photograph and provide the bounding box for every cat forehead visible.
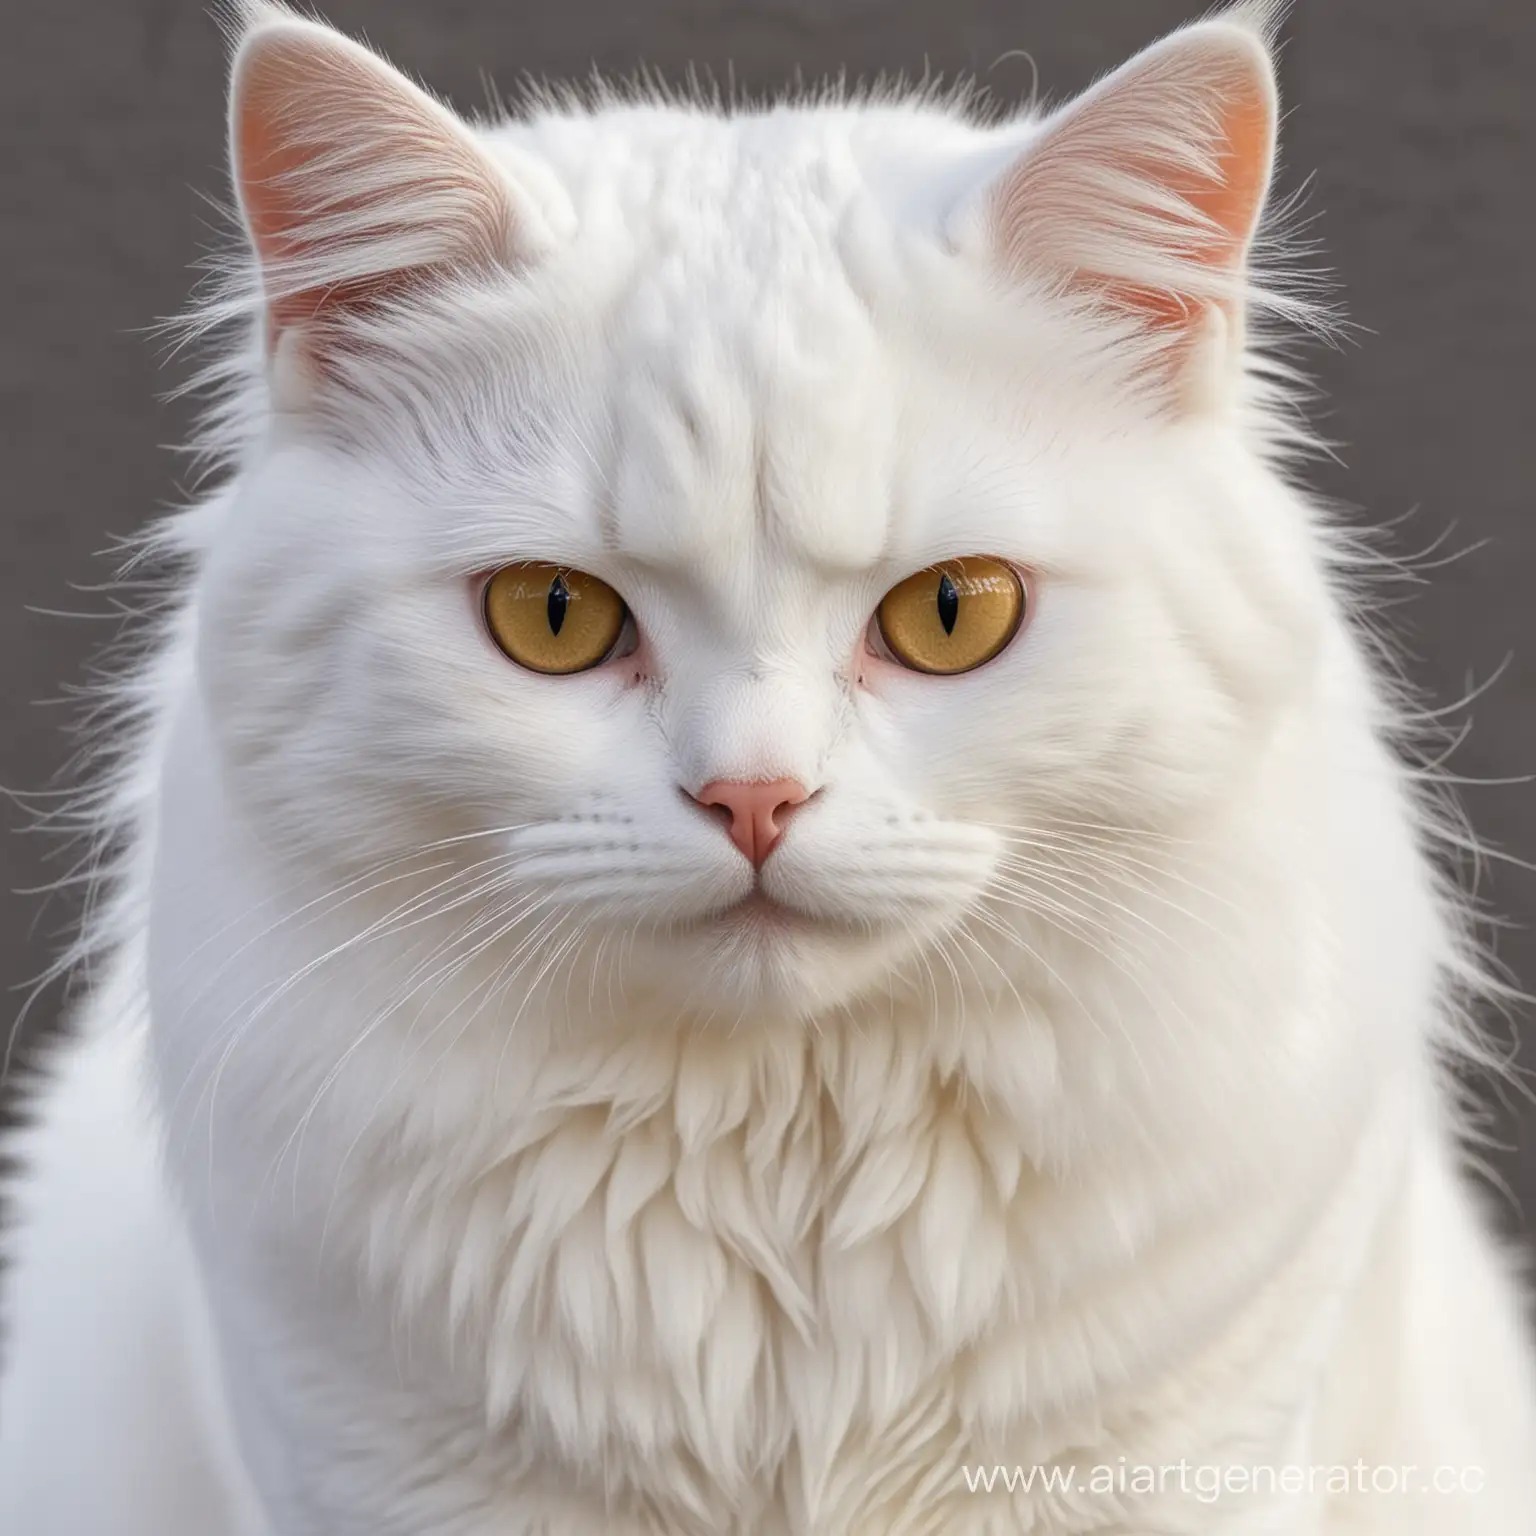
[383,105,1059,582]
[601,183,898,574]
[475,107,991,576]
[602,286,897,579]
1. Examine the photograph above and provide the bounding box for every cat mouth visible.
[716,891,806,929]
[705,890,864,937]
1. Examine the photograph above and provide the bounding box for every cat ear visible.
[952,16,1278,403]
[229,14,542,353]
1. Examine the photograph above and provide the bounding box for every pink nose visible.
[693,777,811,868]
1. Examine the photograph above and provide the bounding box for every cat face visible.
[194,13,1326,1026]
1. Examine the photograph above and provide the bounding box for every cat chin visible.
[612,903,920,1022]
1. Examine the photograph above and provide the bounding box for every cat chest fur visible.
[254,1013,1357,1535]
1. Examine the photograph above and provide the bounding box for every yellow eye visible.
[483,562,629,675]
[875,556,1025,675]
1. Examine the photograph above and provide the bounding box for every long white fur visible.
[3,4,1534,1533]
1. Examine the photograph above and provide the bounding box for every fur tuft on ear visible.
[228,14,536,350]
[952,14,1281,397]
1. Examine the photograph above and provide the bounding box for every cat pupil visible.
[547,575,569,636]
[936,572,959,636]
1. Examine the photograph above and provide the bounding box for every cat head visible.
[191,3,1328,1027]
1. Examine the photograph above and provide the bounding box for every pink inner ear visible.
[1117,65,1273,330]
[237,37,405,334]
[232,26,513,343]
[986,26,1277,340]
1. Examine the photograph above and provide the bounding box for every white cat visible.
[3,2,1533,1531]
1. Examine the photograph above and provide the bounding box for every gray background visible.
[3,3,1534,1222]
